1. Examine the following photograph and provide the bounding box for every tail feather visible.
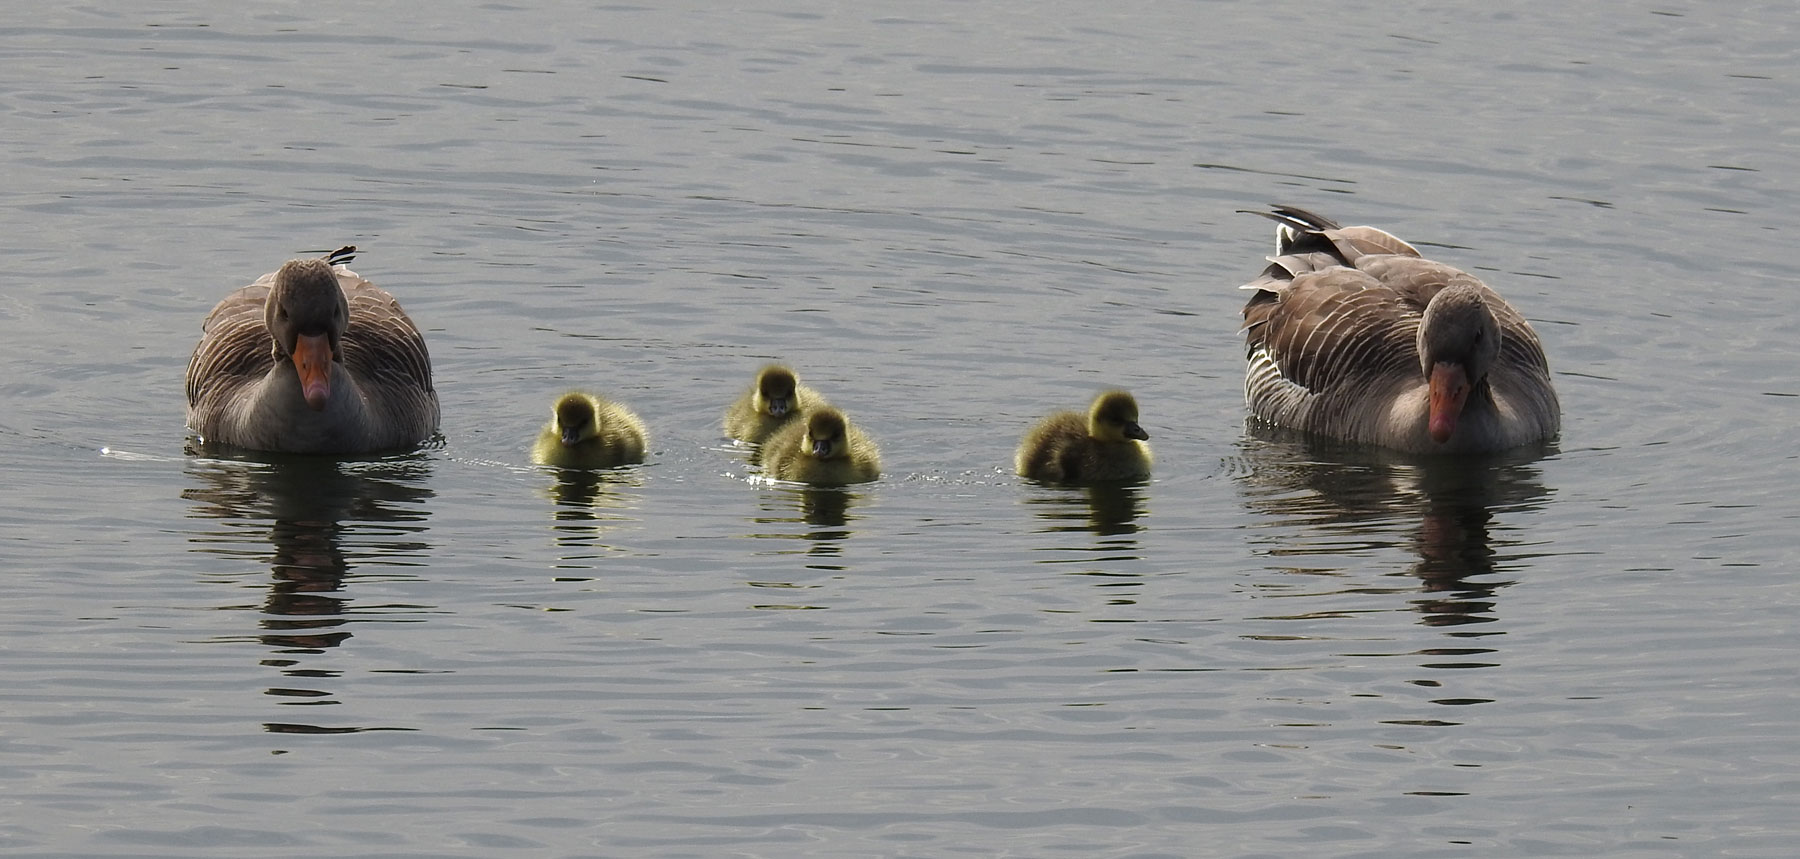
[1239,206,1419,261]
[1238,206,1344,256]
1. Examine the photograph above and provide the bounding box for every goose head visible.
[1088,391,1150,443]
[265,258,349,411]
[801,408,850,459]
[1417,284,1501,444]
[552,393,600,447]
[752,365,800,418]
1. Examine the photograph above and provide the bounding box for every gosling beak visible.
[1124,422,1149,441]
[561,427,583,446]
[810,438,833,457]
[1427,362,1471,444]
[292,332,333,411]
[767,397,791,418]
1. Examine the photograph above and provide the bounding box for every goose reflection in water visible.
[182,450,433,730]
[1233,425,1553,628]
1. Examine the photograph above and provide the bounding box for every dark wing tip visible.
[325,245,358,266]
[1239,206,1347,260]
[1245,205,1341,232]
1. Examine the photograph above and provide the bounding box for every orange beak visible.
[292,332,333,411]
[1427,362,1470,444]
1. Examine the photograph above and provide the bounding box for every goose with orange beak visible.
[1239,206,1559,454]
[186,246,439,453]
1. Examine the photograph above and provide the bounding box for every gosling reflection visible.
[797,486,854,530]
[183,452,432,659]
[1235,425,1551,626]
[746,485,867,558]
[543,466,643,564]
[1023,481,1147,539]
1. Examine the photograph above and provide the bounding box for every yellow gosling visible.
[723,364,828,445]
[532,391,648,469]
[760,407,880,485]
[1016,390,1152,483]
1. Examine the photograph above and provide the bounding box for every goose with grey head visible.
[186,246,439,454]
[1238,206,1559,454]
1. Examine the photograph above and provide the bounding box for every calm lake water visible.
[4,1,1798,856]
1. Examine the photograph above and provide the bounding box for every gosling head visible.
[752,365,800,418]
[266,257,350,412]
[1088,390,1149,443]
[801,408,850,460]
[552,392,600,447]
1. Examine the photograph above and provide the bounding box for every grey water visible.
[4,1,1798,856]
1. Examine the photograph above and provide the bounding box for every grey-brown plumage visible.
[532,391,648,469]
[1240,207,1559,454]
[723,364,828,445]
[760,407,880,485]
[185,246,439,453]
[1016,390,1153,483]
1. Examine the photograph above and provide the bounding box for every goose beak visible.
[293,332,333,411]
[561,427,583,446]
[1124,422,1149,441]
[810,439,833,457]
[1427,362,1470,444]
[767,397,791,418]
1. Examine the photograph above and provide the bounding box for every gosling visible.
[1016,390,1152,483]
[723,364,827,445]
[760,407,881,485]
[532,391,648,469]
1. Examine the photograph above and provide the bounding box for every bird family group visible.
[184,207,1560,483]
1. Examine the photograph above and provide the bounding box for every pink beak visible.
[1427,362,1471,444]
[293,332,333,411]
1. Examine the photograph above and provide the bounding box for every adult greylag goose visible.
[186,246,439,454]
[531,391,648,469]
[1016,390,1153,483]
[1239,206,1559,454]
